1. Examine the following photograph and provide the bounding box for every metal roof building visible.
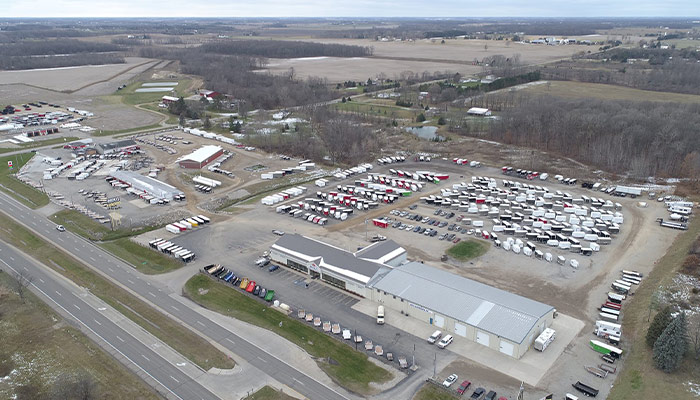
[354,240,407,267]
[367,261,555,358]
[176,145,224,169]
[97,139,139,154]
[110,171,184,201]
[270,234,406,297]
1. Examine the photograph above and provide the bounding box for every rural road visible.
[0,241,217,400]
[0,191,350,400]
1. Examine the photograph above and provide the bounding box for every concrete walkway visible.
[352,299,584,387]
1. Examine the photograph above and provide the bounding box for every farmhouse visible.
[467,107,492,116]
[161,95,180,104]
[269,234,406,297]
[366,261,555,359]
[176,145,224,169]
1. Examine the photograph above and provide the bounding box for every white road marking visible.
[55,291,61,296]
[9,256,14,261]
[98,307,107,311]
[73,304,81,310]
[293,378,305,386]
[128,279,135,284]
[141,354,150,361]
[89,256,96,262]
[38,278,45,283]
[94,319,102,326]
[116,335,125,342]
[108,267,114,272]
[148,292,156,298]
[22,266,27,270]
[171,305,180,311]
[225,338,235,344]
[196,321,206,327]
[257,356,267,363]
[170,376,180,383]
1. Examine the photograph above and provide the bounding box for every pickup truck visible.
[470,387,485,400]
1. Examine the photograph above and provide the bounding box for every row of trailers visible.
[148,238,196,263]
[165,215,211,234]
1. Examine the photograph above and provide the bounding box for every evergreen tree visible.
[416,113,426,123]
[653,313,688,372]
[647,306,673,347]
[203,114,211,129]
[437,116,446,125]
[178,112,185,127]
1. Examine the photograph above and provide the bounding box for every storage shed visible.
[367,262,555,359]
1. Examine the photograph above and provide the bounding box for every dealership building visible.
[270,235,555,359]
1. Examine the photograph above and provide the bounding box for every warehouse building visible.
[110,171,184,201]
[176,145,224,169]
[466,107,492,116]
[366,262,555,359]
[270,234,406,297]
[97,139,139,155]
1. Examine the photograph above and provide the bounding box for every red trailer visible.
[372,219,389,228]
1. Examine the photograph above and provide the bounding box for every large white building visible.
[270,235,555,359]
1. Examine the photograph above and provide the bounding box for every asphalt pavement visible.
[0,190,350,400]
[0,241,216,400]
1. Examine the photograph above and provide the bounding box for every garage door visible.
[454,323,467,337]
[499,340,515,357]
[476,331,490,347]
[434,314,445,328]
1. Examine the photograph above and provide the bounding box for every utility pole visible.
[433,353,436,378]
[355,329,358,351]
[412,343,415,369]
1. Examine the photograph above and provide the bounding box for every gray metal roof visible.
[111,171,183,199]
[99,139,137,151]
[272,234,384,282]
[354,240,403,261]
[369,262,554,343]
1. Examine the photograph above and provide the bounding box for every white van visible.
[376,306,385,325]
[437,334,453,349]
[427,330,442,344]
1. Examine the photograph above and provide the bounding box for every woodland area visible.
[200,40,372,58]
[0,53,125,70]
[481,96,700,178]
[0,39,125,70]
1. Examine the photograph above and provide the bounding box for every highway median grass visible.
[0,212,234,371]
[608,216,700,400]
[447,239,489,261]
[248,385,298,400]
[184,274,392,395]
[0,153,49,209]
[51,210,182,275]
[0,271,160,400]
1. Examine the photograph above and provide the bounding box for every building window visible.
[321,273,346,290]
[393,295,396,299]
[401,299,404,302]
[287,259,308,273]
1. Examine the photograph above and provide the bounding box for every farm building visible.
[97,139,139,155]
[269,234,406,297]
[110,171,184,201]
[176,145,224,169]
[366,262,555,359]
[199,90,220,99]
[467,107,492,116]
[161,95,180,104]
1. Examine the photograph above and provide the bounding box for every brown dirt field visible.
[521,80,700,103]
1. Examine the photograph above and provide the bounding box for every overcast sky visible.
[4,0,699,18]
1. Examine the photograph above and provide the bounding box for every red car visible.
[246,281,256,292]
[457,380,471,395]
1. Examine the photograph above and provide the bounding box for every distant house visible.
[199,90,220,99]
[467,107,492,116]
[161,95,179,104]
[480,75,499,84]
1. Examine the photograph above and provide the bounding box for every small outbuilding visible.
[467,107,492,116]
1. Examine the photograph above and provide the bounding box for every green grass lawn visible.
[412,383,459,400]
[184,274,392,394]
[332,101,417,120]
[608,216,700,400]
[447,239,489,261]
[92,123,163,137]
[247,386,298,400]
[0,153,49,209]
[0,272,160,400]
[51,210,182,274]
[0,213,234,371]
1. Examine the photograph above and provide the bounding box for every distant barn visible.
[467,107,492,116]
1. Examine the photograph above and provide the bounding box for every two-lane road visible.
[0,191,350,400]
[0,241,217,400]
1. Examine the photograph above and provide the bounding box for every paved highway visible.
[0,191,350,400]
[0,241,216,400]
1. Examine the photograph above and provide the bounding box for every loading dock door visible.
[434,314,445,328]
[476,331,490,347]
[454,323,467,337]
[499,340,515,357]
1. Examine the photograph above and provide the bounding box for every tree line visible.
[0,39,122,56]
[0,53,125,70]
[200,40,372,58]
[481,96,700,178]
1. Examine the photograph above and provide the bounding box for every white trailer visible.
[534,328,556,351]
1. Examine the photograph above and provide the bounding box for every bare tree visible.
[690,313,700,361]
[50,371,98,400]
[13,270,33,302]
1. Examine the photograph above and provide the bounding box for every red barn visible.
[176,145,224,169]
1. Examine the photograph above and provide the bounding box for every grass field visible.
[247,385,298,400]
[524,80,700,103]
[0,153,49,209]
[412,383,459,400]
[332,100,417,120]
[51,210,182,274]
[608,217,700,400]
[447,239,489,261]
[0,213,233,371]
[221,175,323,211]
[184,274,392,394]
[0,272,159,400]
[93,123,163,137]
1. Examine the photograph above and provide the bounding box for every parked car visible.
[253,285,261,296]
[269,264,279,272]
[427,330,442,344]
[272,230,285,236]
[442,374,458,388]
[437,334,453,349]
[246,281,256,292]
[259,288,267,298]
[56,225,65,232]
[457,380,472,395]
[470,388,486,400]
[239,278,249,289]
[484,391,497,400]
